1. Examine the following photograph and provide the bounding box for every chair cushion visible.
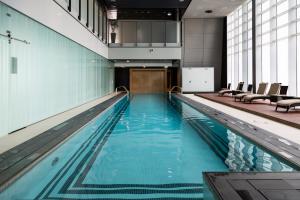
[243,94,263,100]
[219,89,230,94]
[234,93,249,98]
[256,82,268,95]
[267,83,281,95]
[277,99,300,106]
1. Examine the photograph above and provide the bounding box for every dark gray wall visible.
[183,18,224,90]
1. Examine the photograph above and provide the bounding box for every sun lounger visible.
[221,83,231,90]
[218,82,244,96]
[234,83,267,102]
[232,84,253,96]
[276,99,300,112]
[243,83,281,103]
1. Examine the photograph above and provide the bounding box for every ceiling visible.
[183,0,246,18]
[103,0,192,20]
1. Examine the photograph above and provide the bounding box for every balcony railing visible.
[108,20,181,47]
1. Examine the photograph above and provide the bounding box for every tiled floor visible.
[184,94,300,145]
[195,93,300,129]
[0,93,119,154]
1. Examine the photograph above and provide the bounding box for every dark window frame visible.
[78,0,81,20]
[86,0,89,27]
[67,0,71,12]
[93,0,95,33]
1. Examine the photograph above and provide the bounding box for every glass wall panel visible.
[254,0,299,95]
[0,2,114,136]
[81,0,88,24]
[262,44,271,83]
[121,21,137,43]
[297,0,300,95]
[166,21,178,43]
[103,13,107,43]
[95,0,99,35]
[71,0,80,16]
[88,0,93,29]
[151,21,166,43]
[99,7,103,39]
[227,0,252,89]
[277,38,289,85]
[137,21,151,43]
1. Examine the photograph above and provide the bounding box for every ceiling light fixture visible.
[126,60,130,63]
[179,0,185,2]
[167,12,172,16]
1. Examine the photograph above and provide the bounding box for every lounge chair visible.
[221,83,231,90]
[233,84,258,102]
[276,99,300,112]
[270,86,289,103]
[232,84,253,96]
[218,82,244,96]
[243,83,281,103]
[279,86,288,95]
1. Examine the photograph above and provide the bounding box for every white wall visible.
[108,47,182,60]
[1,0,108,58]
[182,67,215,92]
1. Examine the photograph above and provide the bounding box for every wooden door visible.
[130,69,166,93]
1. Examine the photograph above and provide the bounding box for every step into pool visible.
[0,94,296,199]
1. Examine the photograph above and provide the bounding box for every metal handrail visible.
[168,86,182,95]
[115,86,129,94]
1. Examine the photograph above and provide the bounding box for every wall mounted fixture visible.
[0,30,30,44]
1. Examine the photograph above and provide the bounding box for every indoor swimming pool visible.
[0,94,296,200]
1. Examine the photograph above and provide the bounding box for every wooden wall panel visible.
[130,69,166,93]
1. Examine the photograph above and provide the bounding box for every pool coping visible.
[175,94,300,170]
[0,93,127,190]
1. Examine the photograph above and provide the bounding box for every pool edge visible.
[174,94,300,170]
[0,93,127,191]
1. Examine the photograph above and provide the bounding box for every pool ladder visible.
[168,86,182,95]
[115,86,129,99]
[168,86,182,100]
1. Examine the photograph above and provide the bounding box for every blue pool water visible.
[0,94,295,199]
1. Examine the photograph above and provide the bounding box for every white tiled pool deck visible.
[184,94,300,145]
[0,93,119,154]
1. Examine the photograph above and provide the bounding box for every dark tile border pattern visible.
[0,93,125,189]
[33,95,203,199]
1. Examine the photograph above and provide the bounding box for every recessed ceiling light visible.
[167,12,172,16]
[179,0,185,2]
[126,60,130,63]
